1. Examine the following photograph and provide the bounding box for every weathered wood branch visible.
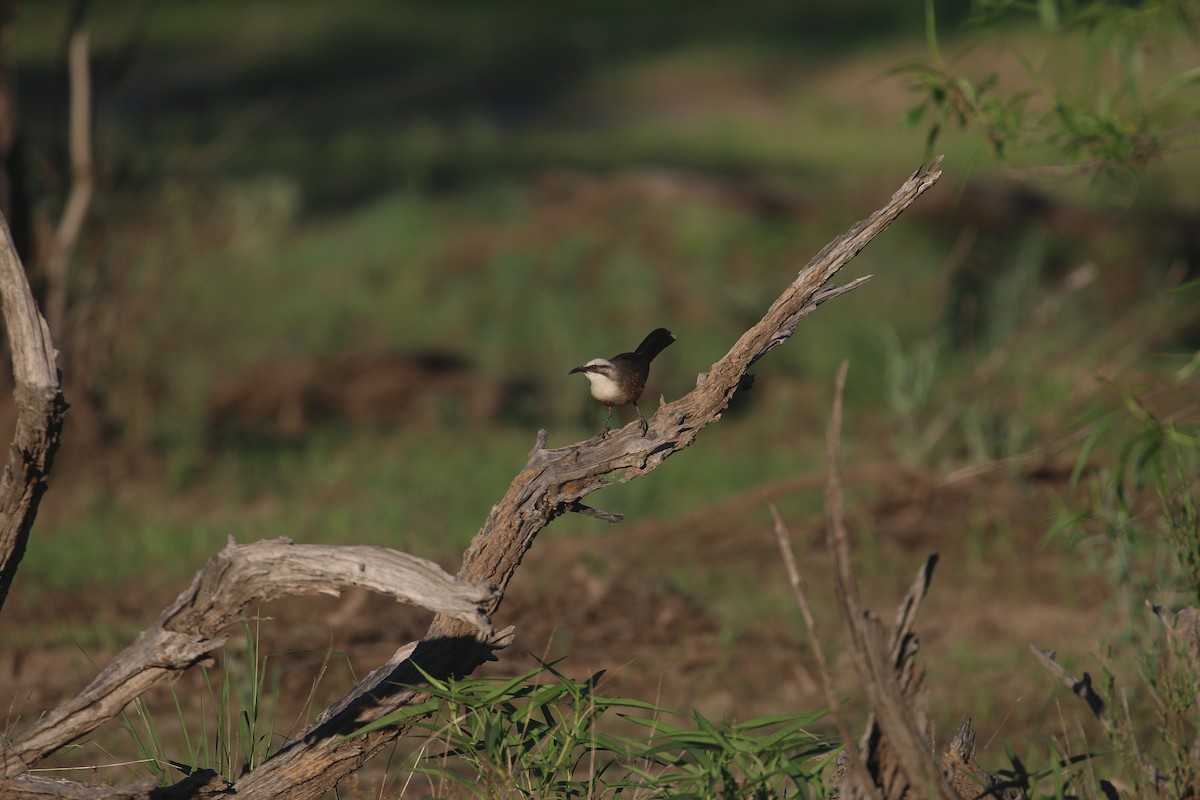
[844,559,948,800]
[0,773,160,799]
[445,159,942,617]
[1030,646,1108,727]
[941,718,1020,799]
[0,158,942,799]
[0,212,66,612]
[219,159,944,799]
[788,361,1013,799]
[1,539,496,776]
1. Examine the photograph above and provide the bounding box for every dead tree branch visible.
[445,158,942,615]
[824,361,956,800]
[1,539,497,775]
[1032,639,1176,794]
[0,158,942,798]
[227,157,945,800]
[0,214,66,611]
[226,159,945,800]
[791,362,1012,799]
[772,501,877,799]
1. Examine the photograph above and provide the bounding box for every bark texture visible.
[2,540,497,774]
[0,213,66,612]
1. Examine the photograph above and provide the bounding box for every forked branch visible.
[238,155,945,800]
[0,159,943,799]
[2,540,497,774]
[232,158,944,800]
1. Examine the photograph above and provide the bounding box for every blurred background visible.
[3,0,1199,788]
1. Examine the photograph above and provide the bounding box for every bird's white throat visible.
[579,360,625,404]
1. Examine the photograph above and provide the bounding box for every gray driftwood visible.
[0,158,944,798]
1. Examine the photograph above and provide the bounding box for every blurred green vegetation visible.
[10,0,1195,588]
[5,5,1200,785]
[16,0,975,208]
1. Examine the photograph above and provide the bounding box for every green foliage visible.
[617,708,834,799]
[111,617,284,785]
[1129,630,1200,796]
[899,0,1200,181]
[1049,365,1200,611]
[1039,337,1200,795]
[880,326,940,446]
[354,663,834,799]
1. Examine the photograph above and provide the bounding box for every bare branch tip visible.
[918,155,945,177]
[1030,643,1056,661]
[568,501,624,524]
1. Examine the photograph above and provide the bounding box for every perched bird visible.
[570,328,676,437]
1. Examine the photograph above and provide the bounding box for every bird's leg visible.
[635,403,648,436]
[599,406,614,438]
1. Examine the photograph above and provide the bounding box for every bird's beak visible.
[569,365,584,375]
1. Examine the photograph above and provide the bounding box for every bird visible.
[570,327,676,437]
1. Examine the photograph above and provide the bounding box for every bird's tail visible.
[635,328,677,361]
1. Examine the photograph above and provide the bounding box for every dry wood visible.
[445,157,942,615]
[824,361,955,800]
[0,213,66,612]
[941,717,1020,799]
[223,157,947,799]
[1,539,496,775]
[1030,645,1109,728]
[0,0,30,264]
[772,500,877,799]
[0,774,159,799]
[0,159,942,798]
[848,557,944,799]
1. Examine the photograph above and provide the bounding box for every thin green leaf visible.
[1072,412,1117,486]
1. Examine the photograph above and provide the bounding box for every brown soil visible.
[0,451,1118,792]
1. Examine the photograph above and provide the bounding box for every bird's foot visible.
[638,417,649,436]
[598,425,612,439]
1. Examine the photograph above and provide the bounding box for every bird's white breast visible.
[579,360,625,404]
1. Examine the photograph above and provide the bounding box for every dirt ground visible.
[2,169,1174,790]
[0,451,1118,790]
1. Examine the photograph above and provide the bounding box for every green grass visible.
[28,406,831,593]
[24,152,1184,600]
[354,663,835,799]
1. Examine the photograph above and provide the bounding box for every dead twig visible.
[826,361,955,800]
[771,502,876,798]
